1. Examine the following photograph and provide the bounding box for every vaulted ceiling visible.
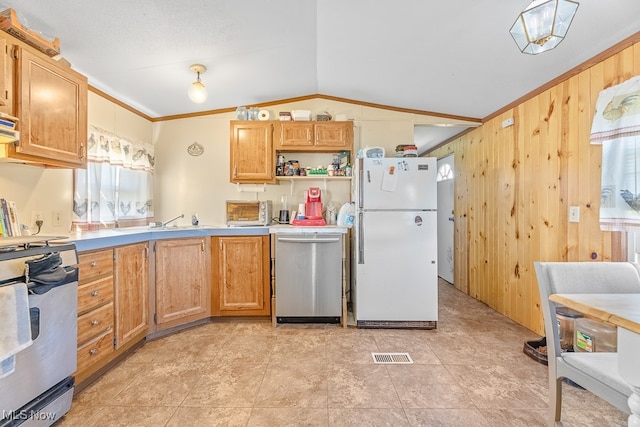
[2,1,639,124]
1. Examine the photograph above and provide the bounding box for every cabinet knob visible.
[91,290,100,297]
[89,348,98,356]
[90,261,98,267]
[91,319,100,326]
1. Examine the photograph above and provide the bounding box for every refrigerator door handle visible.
[358,211,364,264]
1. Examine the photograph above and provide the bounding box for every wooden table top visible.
[550,293,640,334]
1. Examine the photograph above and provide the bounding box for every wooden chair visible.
[534,261,639,426]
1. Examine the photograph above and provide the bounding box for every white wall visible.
[0,163,72,235]
[0,94,475,233]
[0,91,153,235]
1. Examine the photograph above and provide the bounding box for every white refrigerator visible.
[352,157,438,328]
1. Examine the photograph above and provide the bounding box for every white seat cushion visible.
[561,352,632,395]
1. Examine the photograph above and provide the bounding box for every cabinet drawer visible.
[77,330,114,374]
[78,276,114,314]
[78,249,113,282]
[77,302,114,345]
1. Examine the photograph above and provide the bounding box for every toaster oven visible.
[226,200,272,226]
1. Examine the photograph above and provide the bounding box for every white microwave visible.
[226,200,272,226]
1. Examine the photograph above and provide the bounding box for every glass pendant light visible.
[188,64,207,103]
[510,0,579,55]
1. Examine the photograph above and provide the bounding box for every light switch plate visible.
[569,206,580,223]
[52,211,63,226]
[502,117,515,128]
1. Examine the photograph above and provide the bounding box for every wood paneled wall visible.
[430,42,640,335]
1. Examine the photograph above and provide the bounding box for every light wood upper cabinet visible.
[230,121,275,183]
[155,238,210,329]
[14,47,88,166]
[211,235,270,316]
[0,37,10,114]
[315,122,353,148]
[0,32,88,167]
[275,121,353,152]
[277,122,314,147]
[114,242,149,349]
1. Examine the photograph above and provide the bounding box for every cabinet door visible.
[0,36,11,115]
[155,238,210,328]
[14,47,87,167]
[212,235,270,316]
[277,122,314,148]
[230,121,274,183]
[315,122,353,149]
[114,243,149,349]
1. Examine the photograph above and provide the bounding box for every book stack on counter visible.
[0,198,22,237]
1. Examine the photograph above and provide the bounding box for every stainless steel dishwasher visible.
[275,232,342,323]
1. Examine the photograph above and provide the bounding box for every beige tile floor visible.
[59,280,627,426]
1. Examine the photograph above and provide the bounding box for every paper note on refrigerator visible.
[381,165,398,191]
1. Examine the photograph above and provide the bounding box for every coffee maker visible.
[292,187,327,226]
[305,187,323,219]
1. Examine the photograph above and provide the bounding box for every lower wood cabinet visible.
[75,243,149,385]
[114,243,149,348]
[211,235,270,316]
[155,237,210,329]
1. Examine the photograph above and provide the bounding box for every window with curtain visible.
[73,125,154,231]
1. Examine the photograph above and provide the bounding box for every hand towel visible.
[0,282,33,377]
[0,355,15,379]
[590,75,640,231]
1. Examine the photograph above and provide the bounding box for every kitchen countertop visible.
[60,225,270,252]
[53,223,349,252]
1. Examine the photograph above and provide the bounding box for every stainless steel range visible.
[0,236,78,427]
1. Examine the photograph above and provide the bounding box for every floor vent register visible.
[371,352,414,364]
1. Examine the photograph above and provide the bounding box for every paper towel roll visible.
[258,110,271,121]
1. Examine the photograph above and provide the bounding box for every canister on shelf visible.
[291,160,300,175]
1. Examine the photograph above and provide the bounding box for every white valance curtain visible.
[73,125,154,229]
[590,75,640,231]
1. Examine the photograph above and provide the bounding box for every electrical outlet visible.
[52,211,63,227]
[31,211,44,228]
[569,206,580,223]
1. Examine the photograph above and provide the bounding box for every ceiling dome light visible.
[510,0,579,55]
[188,64,207,103]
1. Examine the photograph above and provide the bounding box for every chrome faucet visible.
[161,213,184,227]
